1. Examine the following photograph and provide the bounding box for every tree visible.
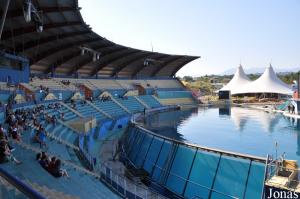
[182,76,193,82]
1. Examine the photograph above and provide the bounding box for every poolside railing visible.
[0,167,46,199]
[79,147,167,199]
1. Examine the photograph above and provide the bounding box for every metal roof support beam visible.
[89,49,138,76]
[69,45,123,74]
[46,42,114,74]
[67,57,92,76]
[44,50,81,74]
[151,56,184,77]
[32,38,101,64]
[4,6,78,19]
[111,52,153,77]
[15,30,91,52]
[130,54,168,78]
[1,21,82,40]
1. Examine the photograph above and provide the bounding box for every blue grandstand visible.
[0,0,277,199]
[0,0,201,198]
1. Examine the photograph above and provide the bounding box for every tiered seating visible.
[117,79,149,90]
[156,91,192,98]
[0,90,197,198]
[115,96,145,113]
[0,91,11,104]
[54,78,79,91]
[138,95,162,108]
[147,79,184,90]
[58,105,79,121]
[0,143,118,199]
[0,101,121,198]
[72,102,107,121]
[115,80,135,90]
[53,90,75,101]
[93,100,128,118]
[29,78,186,92]
[89,79,121,90]
[44,122,79,146]
[158,98,195,105]
[30,78,69,91]
[25,108,79,147]
[156,91,195,105]
[0,82,16,91]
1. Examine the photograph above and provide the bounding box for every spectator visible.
[49,159,69,178]
[51,115,57,126]
[33,128,46,149]
[47,156,56,172]
[0,140,21,164]
[60,112,65,121]
[39,152,49,169]
[9,124,21,142]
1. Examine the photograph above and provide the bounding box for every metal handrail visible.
[80,148,167,199]
[0,167,46,199]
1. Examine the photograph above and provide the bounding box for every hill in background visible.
[221,66,300,75]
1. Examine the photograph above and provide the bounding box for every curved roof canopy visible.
[235,65,292,95]
[220,65,251,94]
[0,0,199,78]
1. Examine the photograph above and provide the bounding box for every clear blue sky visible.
[79,0,300,77]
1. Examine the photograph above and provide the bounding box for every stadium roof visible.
[0,0,199,78]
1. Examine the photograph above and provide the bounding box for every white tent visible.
[220,65,251,95]
[235,65,292,95]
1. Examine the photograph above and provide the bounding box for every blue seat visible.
[93,100,128,118]
[138,95,162,108]
[115,97,145,113]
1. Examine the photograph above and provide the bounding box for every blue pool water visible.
[144,106,300,161]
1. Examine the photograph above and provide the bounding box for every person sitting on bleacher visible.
[51,115,57,126]
[6,113,16,127]
[49,159,69,178]
[54,103,61,110]
[0,124,8,141]
[0,124,14,152]
[0,140,21,164]
[38,152,49,169]
[33,118,40,127]
[47,156,56,172]
[36,153,69,178]
[45,113,51,125]
[60,112,65,121]
[9,124,21,142]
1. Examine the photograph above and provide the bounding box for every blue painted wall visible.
[0,52,29,84]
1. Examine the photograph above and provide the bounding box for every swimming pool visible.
[143,106,300,161]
